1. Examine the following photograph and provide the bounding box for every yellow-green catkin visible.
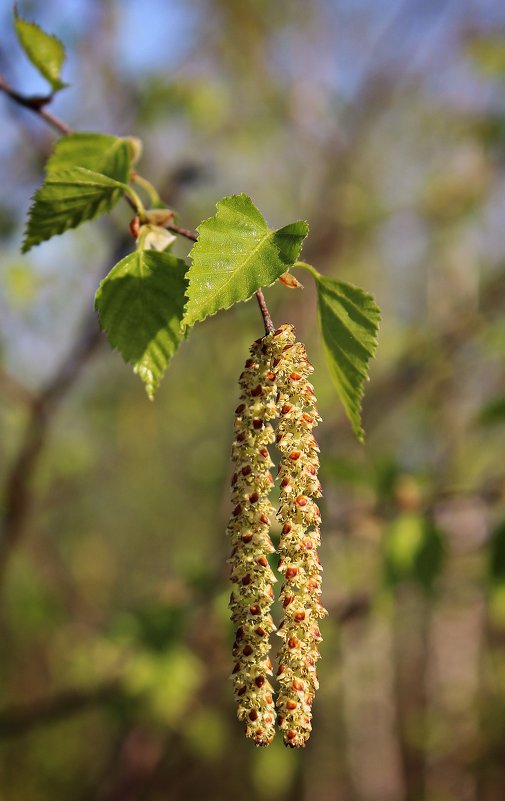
[227,335,278,746]
[271,324,327,748]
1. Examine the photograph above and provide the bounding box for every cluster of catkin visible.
[227,324,327,748]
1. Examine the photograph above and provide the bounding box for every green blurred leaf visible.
[489,519,505,585]
[478,395,505,426]
[111,603,188,652]
[22,167,127,251]
[123,646,203,725]
[384,513,445,591]
[14,14,67,91]
[183,193,308,327]
[252,736,297,796]
[488,520,505,624]
[95,250,188,399]
[316,276,380,442]
[46,133,133,183]
[468,36,505,79]
[185,710,228,760]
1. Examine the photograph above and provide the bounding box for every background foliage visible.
[1,1,505,800]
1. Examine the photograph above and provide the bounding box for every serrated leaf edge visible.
[14,15,67,91]
[317,277,381,443]
[21,167,128,252]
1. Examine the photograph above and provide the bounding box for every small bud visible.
[278,272,303,289]
[129,216,140,238]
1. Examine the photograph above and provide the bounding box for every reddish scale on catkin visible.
[227,335,278,746]
[271,325,327,748]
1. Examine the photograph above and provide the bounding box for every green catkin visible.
[227,334,278,746]
[271,325,327,748]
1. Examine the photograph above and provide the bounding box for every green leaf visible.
[316,276,380,442]
[384,513,445,593]
[46,133,133,183]
[95,251,188,399]
[468,36,505,79]
[14,14,67,92]
[478,395,505,426]
[22,167,127,252]
[183,194,308,327]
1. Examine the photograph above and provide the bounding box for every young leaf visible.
[183,194,308,327]
[22,167,127,252]
[46,133,133,183]
[95,251,188,399]
[316,276,380,442]
[14,15,67,92]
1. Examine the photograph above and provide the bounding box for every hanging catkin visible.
[271,324,327,748]
[227,334,278,746]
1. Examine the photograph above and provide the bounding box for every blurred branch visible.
[0,304,104,584]
[0,73,72,135]
[0,366,36,405]
[0,680,122,738]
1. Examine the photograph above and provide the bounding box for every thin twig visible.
[0,74,72,136]
[255,287,275,334]
[166,222,197,242]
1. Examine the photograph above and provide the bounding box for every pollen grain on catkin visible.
[227,334,278,746]
[271,324,327,748]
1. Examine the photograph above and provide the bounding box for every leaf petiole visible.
[122,184,147,220]
[130,172,163,208]
[293,260,320,280]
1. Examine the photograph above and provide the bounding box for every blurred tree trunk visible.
[392,588,430,801]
